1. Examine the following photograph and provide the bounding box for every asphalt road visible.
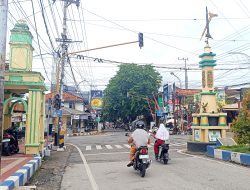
[60,131,250,190]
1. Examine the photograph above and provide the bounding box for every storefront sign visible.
[72,115,80,119]
[11,113,23,122]
[80,115,88,120]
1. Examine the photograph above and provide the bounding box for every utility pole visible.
[53,0,80,150]
[172,83,177,131]
[178,57,188,133]
[0,0,8,174]
[178,57,188,89]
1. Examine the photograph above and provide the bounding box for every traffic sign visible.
[53,110,62,117]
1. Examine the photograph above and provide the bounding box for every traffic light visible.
[138,32,143,48]
[53,94,61,110]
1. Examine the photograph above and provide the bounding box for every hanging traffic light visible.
[53,94,61,110]
[138,32,143,48]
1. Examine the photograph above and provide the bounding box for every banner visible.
[163,84,169,105]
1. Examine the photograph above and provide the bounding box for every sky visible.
[5,0,250,92]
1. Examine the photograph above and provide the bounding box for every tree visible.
[232,89,250,144]
[102,64,162,123]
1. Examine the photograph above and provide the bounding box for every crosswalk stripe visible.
[82,143,186,151]
[105,145,113,149]
[86,145,91,150]
[123,144,131,148]
[96,145,102,150]
[115,145,123,149]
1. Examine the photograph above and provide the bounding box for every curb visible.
[0,156,42,190]
[207,145,250,166]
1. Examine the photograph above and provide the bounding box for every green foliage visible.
[102,64,162,122]
[218,145,250,154]
[232,89,250,144]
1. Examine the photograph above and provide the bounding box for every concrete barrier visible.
[240,153,250,165]
[206,146,250,166]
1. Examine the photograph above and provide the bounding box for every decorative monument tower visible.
[9,20,34,71]
[3,20,47,154]
[188,8,228,151]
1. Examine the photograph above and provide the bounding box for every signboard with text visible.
[208,130,221,142]
[194,129,200,141]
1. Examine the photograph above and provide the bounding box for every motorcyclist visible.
[127,120,150,167]
[153,118,170,160]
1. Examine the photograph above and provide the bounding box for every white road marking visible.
[171,143,186,146]
[123,144,131,148]
[84,149,178,156]
[96,145,102,150]
[115,145,123,149]
[83,143,186,151]
[66,143,99,190]
[86,145,91,150]
[85,151,129,156]
[105,145,113,149]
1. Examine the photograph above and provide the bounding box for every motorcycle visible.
[157,143,169,164]
[133,146,151,177]
[2,128,19,156]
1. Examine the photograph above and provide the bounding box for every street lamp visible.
[228,52,250,63]
[170,72,182,89]
[75,80,95,107]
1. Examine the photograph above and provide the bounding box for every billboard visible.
[90,90,103,110]
[91,90,103,98]
[91,98,103,109]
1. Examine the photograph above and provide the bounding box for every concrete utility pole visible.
[53,0,80,150]
[0,0,8,174]
[178,57,188,89]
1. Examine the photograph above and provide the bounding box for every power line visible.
[39,0,56,52]
[31,0,51,82]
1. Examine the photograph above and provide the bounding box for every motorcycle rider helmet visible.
[136,121,145,129]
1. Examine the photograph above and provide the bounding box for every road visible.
[61,131,250,190]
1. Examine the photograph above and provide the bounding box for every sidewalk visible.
[0,154,33,182]
[0,141,43,190]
